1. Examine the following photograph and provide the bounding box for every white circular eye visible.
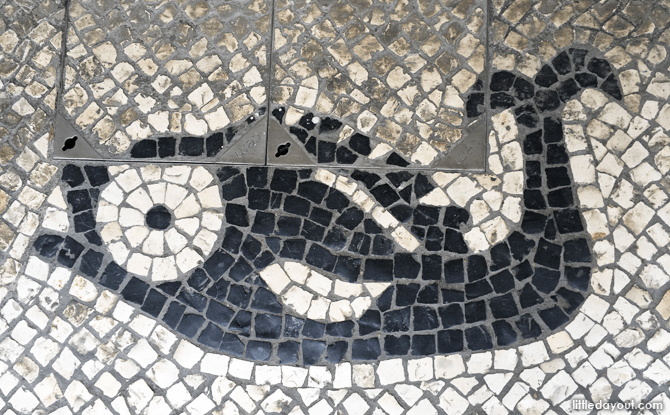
[97,165,225,281]
[312,117,320,124]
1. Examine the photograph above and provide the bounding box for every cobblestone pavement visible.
[2,0,670,414]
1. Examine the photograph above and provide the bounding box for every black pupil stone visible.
[146,205,172,230]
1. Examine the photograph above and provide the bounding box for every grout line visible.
[54,0,71,120]
[264,0,279,164]
[484,0,491,174]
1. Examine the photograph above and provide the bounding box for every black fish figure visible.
[35,49,623,364]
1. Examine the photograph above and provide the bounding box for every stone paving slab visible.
[267,0,488,169]
[57,0,271,162]
[1,0,670,415]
